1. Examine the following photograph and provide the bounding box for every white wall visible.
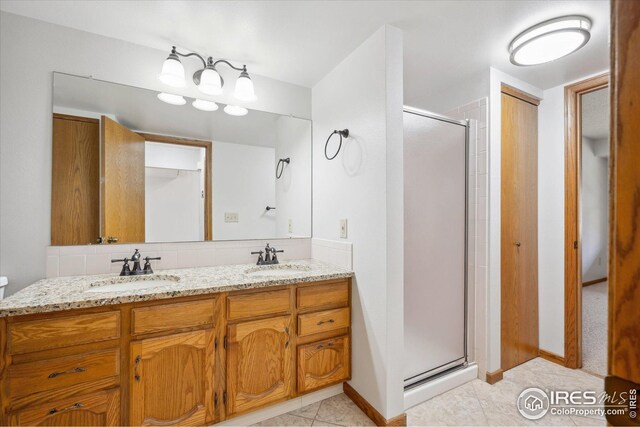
[145,142,205,243]
[275,117,312,237]
[536,70,608,357]
[581,137,608,282]
[0,11,311,295]
[213,142,276,240]
[312,25,404,419]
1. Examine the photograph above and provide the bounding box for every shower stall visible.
[403,107,469,388]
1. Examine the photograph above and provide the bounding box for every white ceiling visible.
[1,1,610,103]
[582,86,609,141]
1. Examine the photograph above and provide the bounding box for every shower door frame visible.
[402,106,470,387]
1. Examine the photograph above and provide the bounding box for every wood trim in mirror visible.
[136,132,213,241]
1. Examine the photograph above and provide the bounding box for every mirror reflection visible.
[51,73,312,245]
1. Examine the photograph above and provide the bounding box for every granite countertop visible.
[0,259,353,317]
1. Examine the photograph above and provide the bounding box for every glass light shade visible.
[509,16,591,66]
[157,92,186,106]
[192,99,219,112]
[224,105,248,116]
[198,68,223,95]
[159,56,186,87]
[234,73,256,102]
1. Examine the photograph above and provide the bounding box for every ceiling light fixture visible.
[192,99,219,112]
[159,46,256,101]
[508,15,591,66]
[224,105,248,116]
[157,92,186,105]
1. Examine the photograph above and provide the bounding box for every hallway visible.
[582,282,608,377]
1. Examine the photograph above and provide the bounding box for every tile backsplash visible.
[45,238,354,278]
[46,239,312,278]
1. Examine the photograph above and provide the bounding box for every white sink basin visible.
[86,275,180,293]
[245,265,310,278]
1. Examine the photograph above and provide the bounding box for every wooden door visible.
[130,330,215,426]
[605,2,640,425]
[298,335,350,393]
[226,316,293,417]
[100,116,145,243]
[501,89,539,371]
[8,389,119,426]
[51,114,100,245]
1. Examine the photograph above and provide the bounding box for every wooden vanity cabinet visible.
[129,330,215,426]
[226,315,293,417]
[0,278,351,426]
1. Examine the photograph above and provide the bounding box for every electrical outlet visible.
[288,219,293,233]
[224,212,239,223]
[340,219,348,239]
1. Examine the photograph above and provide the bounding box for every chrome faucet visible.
[111,249,161,276]
[251,244,284,265]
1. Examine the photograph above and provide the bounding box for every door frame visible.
[563,73,609,369]
[137,132,213,241]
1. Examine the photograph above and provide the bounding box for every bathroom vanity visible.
[0,261,352,426]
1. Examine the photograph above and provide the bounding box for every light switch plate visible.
[340,219,348,239]
[225,212,239,223]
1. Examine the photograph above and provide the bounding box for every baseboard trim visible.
[582,277,607,287]
[343,382,407,426]
[539,349,566,366]
[485,369,503,385]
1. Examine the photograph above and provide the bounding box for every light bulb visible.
[157,92,186,105]
[198,67,223,95]
[224,105,248,116]
[192,99,219,111]
[159,53,186,87]
[234,69,256,101]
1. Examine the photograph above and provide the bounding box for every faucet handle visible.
[111,258,131,276]
[251,250,264,265]
[142,257,161,274]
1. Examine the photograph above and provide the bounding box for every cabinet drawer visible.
[9,311,120,354]
[297,282,349,311]
[227,289,290,321]
[132,299,215,335]
[298,308,350,337]
[298,335,350,393]
[8,388,120,426]
[7,349,120,398]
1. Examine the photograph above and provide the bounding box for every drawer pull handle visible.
[48,403,83,415]
[316,342,335,350]
[317,319,335,326]
[134,355,141,381]
[48,367,86,378]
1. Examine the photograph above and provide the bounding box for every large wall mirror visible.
[51,72,312,245]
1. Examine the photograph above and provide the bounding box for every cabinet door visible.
[9,388,119,426]
[226,316,292,416]
[130,330,215,426]
[298,336,350,393]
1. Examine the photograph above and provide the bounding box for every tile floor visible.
[254,358,605,426]
[582,282,607,377]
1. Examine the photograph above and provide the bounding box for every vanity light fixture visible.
[224,105,248,116]
[157,92,186,106]
[192,99,219,112]
[159,46,256,100]
[509,15,591,66]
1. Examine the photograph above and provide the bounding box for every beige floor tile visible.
[253,413,314,426]
[314,394,375,426]
[570,415,607,426]
[289,401,322,420]
[311,420,342,426]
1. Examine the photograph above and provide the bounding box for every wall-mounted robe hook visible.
[276,157,290,179]
[325,129,349,160]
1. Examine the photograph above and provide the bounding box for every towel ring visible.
[325,129,349,160]
[276,158,290,179]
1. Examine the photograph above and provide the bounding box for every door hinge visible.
[214,392,218,408]
[215,337,218,351]
[224,335,228,349]
[574,240,578,249]
[223,391,227,405]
